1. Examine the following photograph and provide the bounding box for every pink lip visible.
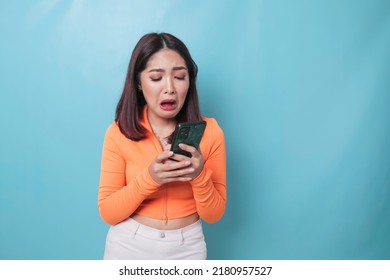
[160,99,177,111]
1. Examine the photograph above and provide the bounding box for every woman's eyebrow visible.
[172,66,187,71]
[148,68,164,73]
[148,66,187,73]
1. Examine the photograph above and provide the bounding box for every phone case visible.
[170,121,207,158]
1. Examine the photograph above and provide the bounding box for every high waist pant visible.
[103,218,207,260]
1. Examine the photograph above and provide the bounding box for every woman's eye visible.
[150,77,162,82]
[175,76,186,80]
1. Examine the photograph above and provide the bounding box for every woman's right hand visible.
[148,150,195,185]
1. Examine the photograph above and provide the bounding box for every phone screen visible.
[170,121,207,158]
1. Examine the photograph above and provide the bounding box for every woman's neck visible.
[147,111,176,139]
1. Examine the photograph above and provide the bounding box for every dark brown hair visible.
[115,32,202,141]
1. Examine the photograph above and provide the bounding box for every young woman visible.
[98,32,226,260]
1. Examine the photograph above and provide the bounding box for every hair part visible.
[115,32,202,141]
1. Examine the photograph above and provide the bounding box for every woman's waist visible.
[131,213,199,230]
[135,195,198,227]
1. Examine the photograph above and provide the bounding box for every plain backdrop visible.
[1,0,389,259]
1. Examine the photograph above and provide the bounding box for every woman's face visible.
[139,49,190,124]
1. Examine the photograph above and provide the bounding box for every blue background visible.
[1,0,389,259]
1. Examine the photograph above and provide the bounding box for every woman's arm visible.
[98,124,160,225]
[190,119,227,223]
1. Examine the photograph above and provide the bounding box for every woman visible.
[98,32,226,260]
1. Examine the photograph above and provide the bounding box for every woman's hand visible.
[148,144,204,185]
[148,149,194,185]
[169,143,204,180]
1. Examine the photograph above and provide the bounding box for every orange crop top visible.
[98,106,226,225]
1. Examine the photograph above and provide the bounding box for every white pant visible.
[103,218,207,260]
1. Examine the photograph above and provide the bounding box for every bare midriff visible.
[131,213,199,230]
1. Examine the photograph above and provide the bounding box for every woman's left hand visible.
[170,143,204,180]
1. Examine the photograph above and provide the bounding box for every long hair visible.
[115,32,202,141]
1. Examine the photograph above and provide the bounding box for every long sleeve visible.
[98,124,160,225]
[97,114,227,225]
[190,118,227,223]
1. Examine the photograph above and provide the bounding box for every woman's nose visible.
[164,78,175,94]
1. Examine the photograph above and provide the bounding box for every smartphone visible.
[170,120,207,158]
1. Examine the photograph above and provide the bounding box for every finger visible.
[161,176,193,184]
[178,143,198,154]
[164,167,195,178]
[165,158,192,170]
[155,151,174,163]
[154,165,194,183]
[169,153,191,162]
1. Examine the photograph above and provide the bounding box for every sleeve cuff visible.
[135,167,161,196]
[190,167,213,188]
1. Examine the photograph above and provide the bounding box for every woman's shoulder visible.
[103,122,123,142]
[202,116,222,127]
[105,121,120,133]
[202,116,224,136]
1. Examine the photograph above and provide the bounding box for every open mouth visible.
[160,99,177,111]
